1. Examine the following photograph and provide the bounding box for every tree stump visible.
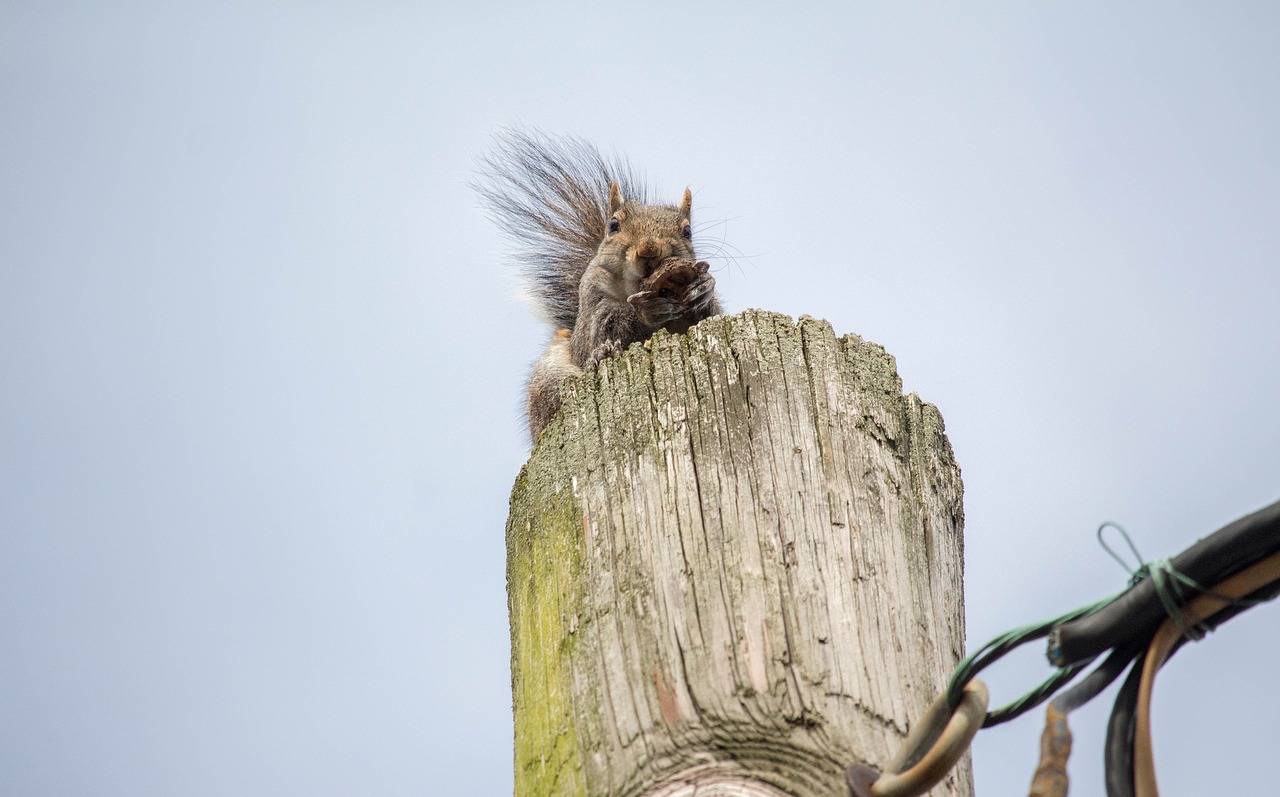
[506,310,971,797]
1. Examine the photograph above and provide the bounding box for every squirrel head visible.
[599,181,696,288]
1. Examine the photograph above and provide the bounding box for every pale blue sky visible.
[3,3,1278,795]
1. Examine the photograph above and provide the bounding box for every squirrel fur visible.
[475,128,722,444]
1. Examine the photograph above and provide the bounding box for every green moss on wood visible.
[507,464,588,797]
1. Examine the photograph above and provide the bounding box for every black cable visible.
[1100,577,1280,796]
[1104,650,1144,797]
[1050,645,1137,714]
[1050,498,1280,666]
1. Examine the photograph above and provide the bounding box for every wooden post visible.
[506,310,971,797]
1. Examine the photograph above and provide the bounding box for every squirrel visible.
[474,128,723,444]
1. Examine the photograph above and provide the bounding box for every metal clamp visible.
[847,679,989,797]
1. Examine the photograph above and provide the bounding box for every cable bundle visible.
[850,500,1279,797]
[1038,500,1280,796]
[936,500,1280,797]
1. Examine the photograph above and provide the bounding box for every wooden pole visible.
[506,310,972,797]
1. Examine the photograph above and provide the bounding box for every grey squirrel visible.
[475,129,722,444]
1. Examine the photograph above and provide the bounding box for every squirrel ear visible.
[678,188,692,221]
[608,181,624,215]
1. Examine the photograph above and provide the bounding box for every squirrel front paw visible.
[681,270,717,316]
[634,259,715,323]
[588,338,623,365]
[627,291,686,326]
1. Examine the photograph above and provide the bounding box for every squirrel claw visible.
[683,271,715,300]
[588,339,623,365]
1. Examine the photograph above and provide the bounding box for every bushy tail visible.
[473,127,649,331]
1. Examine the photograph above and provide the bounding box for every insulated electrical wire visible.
[898,499,1280,797]
[1050,499,1280,667]
[1049,645,1138,715]
[1131,550,1280,797]
[1101,549,1280,797]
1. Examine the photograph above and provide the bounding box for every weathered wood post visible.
[506,310,971,797]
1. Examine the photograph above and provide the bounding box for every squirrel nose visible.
[635,240,665,273]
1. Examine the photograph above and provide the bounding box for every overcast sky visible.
[3,3,1278,796]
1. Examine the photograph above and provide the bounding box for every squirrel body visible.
[475,129,722,444]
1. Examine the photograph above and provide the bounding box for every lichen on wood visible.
[506,310,971,797]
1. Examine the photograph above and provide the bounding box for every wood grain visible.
[507,310,970,797]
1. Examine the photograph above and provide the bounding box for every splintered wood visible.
[506,310,970,797]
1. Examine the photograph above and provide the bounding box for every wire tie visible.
[1147,558,1263,641]
[1096,521,1146,585]
[1095,523,1228,642]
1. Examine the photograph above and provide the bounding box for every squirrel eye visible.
[681,223,692,239]
[608,217,621,234]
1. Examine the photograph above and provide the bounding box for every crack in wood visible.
[508,311,971,797]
